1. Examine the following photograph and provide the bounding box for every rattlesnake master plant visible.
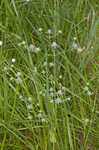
[0,0,99,150]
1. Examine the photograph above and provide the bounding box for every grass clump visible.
[0,0,99,150]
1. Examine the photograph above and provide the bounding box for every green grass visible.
[0,0,99,150]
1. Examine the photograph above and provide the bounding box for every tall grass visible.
[0,0,99,150]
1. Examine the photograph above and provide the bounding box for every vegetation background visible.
[0,0,99,150]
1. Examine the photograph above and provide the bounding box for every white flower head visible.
[38,28,43,32]
[28,97,32,102]
[48,29,52,34]
[86,82,89,85]
[72,43,78,49]
[35,47,40,52]
[57,90,62,95]
[3,67,8,71]
[87,91,92,96]
[37,103,39,106]
[73,37,77,40]
[58,30,62,34]
[39,91,42,95]
[28,114,33,120]
[50,92,54,97]
[12,58,16,63]
[15,77,22,84]
[42,118,46,122]
[16,72,22,77]
[29,44,34,51]
[37,113,42,119]
[10,77,13,81]
[11,64,14,67]
[22,41,26,45]
[0,41,3,46]
[19,95,23,99]
[61,86,66,91]
[59,75,62,79]
[49,62,54,67]
[18,41,26,46]
[56,98,62,104]
[43,61,47,67]
[27,104,32,110]
[77,48,83,52]
[67,97,71,101]
[84,118,89,123]
[51,42,58,48]
[83,86,89,92]
[50,87,54,92]
[33,67,37,73]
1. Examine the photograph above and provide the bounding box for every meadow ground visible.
[0,0,99,150]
